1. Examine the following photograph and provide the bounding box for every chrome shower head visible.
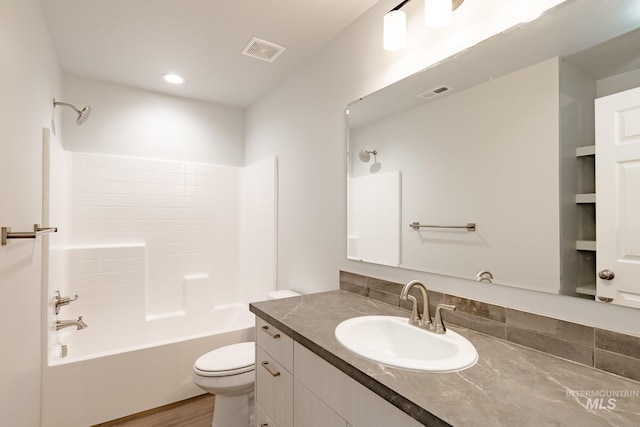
[359,149,377,162]
[53,99,91,125]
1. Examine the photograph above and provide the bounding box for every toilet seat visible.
[194,342,255,377]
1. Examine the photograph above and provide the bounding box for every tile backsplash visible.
[340,271,640,383]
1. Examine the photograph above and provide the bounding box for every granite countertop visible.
[250,290,640,427]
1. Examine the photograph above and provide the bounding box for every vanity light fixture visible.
[424,0,454,28]
[383,0,465,51]
[162,73,186,84]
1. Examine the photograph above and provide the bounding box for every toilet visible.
[192,290,301,427]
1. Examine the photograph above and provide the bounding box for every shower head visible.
[359,149,377,162]
[53,99,91,125]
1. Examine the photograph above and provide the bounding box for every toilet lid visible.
[194,342,255,377]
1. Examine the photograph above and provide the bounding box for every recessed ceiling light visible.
[162,73,185,84]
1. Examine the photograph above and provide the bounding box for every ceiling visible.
[39,0,381,108]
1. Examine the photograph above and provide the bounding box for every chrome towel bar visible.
[409,222,476,231]
[1,224,58,245]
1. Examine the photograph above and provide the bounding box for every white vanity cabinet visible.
[255,318,426,427]
[256,318,294,427]
[293,379,346,427]
[293,343,424,427]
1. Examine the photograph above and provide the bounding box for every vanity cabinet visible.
[293,343,423,427]
[256,318,294,427]
[293,379,346,427]
[255,318,424,427]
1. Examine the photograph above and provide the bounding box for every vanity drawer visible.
[256,347,293,427]
[256,402,278,427]
[256,318,293,372]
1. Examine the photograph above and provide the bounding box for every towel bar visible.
[409,222,476,231]
[1,224,58,245]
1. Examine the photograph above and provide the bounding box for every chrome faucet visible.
[400,280,458,334]
[399,280,431,329]
[52,291,79,315]
[432,304,456,334]
[53,316,88,331]
[475,270,493,284]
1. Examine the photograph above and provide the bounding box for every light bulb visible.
[425,0,452,28]
[162,73,186,84]
[384,10,407,51]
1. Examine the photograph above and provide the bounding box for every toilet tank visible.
[267,290,301,300]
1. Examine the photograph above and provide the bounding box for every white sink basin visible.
[334,315,478,373]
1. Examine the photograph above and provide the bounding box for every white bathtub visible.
[42,305,255,427]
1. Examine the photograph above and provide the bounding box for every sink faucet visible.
[400,281,458,334]
[432,304,456,334]
[53,316,88,331]
[399,280,431,329]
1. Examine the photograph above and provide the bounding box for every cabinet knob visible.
[598,269,615,280]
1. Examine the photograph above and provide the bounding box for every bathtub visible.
[41,305,255,427]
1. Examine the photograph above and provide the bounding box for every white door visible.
[595,86,640,308]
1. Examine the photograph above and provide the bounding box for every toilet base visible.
[212,391,254,427]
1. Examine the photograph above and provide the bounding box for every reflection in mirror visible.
[347,0,640,307]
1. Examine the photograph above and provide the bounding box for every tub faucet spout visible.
[54,316,88,331]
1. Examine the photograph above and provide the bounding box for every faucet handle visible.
[404,295,420,325]
[431,304,456,334]
[53,291,79,315]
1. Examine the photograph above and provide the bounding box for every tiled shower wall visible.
[69,152,241,317]
[48,150,276,330]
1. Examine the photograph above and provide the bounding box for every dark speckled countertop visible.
[250,290,640,427]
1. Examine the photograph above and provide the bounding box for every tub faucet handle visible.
[53,291,79,315]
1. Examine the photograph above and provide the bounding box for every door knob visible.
[598,269,615,280]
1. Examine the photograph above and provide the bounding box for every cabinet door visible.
[293,343,424,427]
[257,318,294,372]
[293,379,346,427]
[256,402,278,427]
[595,85,640,308]
[256,347,293,427]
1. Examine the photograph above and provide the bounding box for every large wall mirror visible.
[347,0,640,309]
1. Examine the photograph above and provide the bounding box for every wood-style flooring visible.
[92,394,214,427]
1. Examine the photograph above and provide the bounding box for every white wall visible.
[245,0,640,336]
[62,75,245,166]
[0,0,61,425]
[597,68,640,98]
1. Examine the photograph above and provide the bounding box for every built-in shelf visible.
[576,283,596,296]
[576,240,596,251]
[575,193,596,203]
[573,145,597,296]
[576,145,595,157]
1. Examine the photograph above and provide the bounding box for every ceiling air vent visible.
[417,86,451,99]
[242,37,286,63]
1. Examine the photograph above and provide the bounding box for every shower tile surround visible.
[340,271,640,382]
[68,152,241,317]
[51,151,276,331]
